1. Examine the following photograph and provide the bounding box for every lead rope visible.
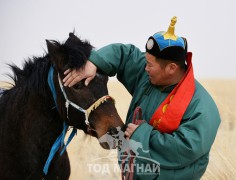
[121,106,145,180]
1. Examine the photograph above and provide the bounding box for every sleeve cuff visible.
[89,50,112,75]
[130,122,154,142]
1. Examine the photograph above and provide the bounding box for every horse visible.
[0,32,124,180]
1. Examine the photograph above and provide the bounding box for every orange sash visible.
[149,52,195,133]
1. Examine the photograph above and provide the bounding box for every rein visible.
[43,66,114,175]
[121,107,145,180]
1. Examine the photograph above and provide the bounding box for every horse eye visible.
[73,83,84,90]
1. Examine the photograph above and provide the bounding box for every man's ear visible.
[166,62,177,75]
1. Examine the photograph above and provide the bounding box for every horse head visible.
[46,32,124,149]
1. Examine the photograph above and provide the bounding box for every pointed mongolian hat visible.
[145,16,188,61]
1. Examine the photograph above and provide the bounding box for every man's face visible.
[145,52,167,86]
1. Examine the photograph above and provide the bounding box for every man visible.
[63,17,221,179]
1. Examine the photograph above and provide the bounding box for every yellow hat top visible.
[163,16,178,41]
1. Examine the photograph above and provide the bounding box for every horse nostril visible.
[108,127,118,135]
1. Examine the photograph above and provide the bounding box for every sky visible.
[0,0,236,82]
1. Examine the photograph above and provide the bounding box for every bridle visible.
[57,73,115,127]
[44,66,115,175]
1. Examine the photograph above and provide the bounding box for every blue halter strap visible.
[43,66,77,175]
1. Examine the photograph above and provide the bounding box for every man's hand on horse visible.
[125,123,139,139]
[63,60,97,87]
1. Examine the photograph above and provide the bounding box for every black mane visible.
[63,32,93,69]
[6,33,93,98]
[8,56,50,97]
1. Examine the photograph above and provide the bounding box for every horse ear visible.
[69,32,75,38]
[46,40,59,55]
[46,40,65,70]
[68,32,83,42]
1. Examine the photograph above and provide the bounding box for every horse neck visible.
[0,61,65,131]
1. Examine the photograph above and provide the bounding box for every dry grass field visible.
[1,79,236,179]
